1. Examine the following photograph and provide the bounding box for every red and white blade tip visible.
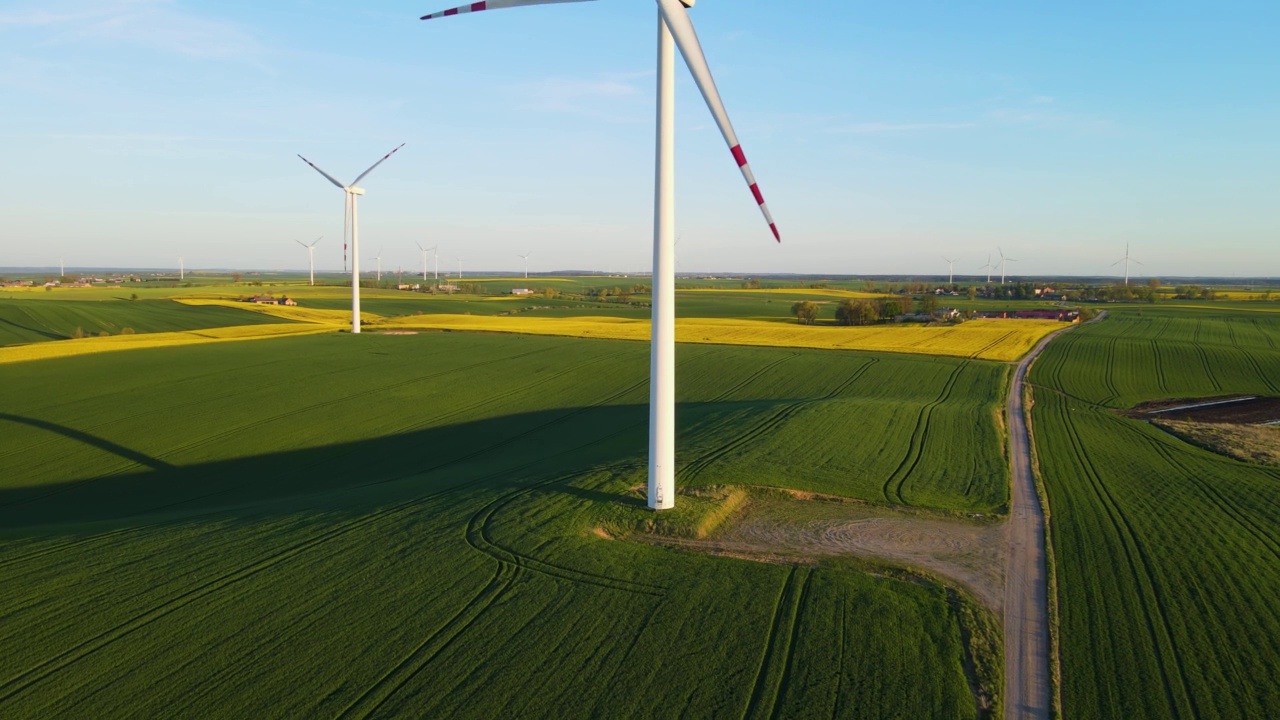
[421,0,595,21]
[656,0,779,243]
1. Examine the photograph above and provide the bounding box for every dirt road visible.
[1003,329,1063,720]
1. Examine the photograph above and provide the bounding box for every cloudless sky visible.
[2,0,1277,278]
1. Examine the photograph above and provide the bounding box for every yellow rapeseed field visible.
[0,324,336,365]
[385,315,1064,361]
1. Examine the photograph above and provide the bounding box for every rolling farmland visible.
[1029,307,1280,718]
[0,332,1007,718]
[0,298,285,346]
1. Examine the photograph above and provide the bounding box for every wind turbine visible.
[179,257,184,281]
[942,256,957,286]
[517,252,531,279]
[1112,243,1142,285]
[416,242,437,282]
[373,247,384,283]
[296,237,322,286]
[979,254,993,284]
[456,257,463,280]
[998,247,1018,285]
[422,0,781,512]
[297,144,405,333]
[60,257,65,279]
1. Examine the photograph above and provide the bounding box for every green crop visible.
[0,332,1002,718]
[1030,307,1280,718]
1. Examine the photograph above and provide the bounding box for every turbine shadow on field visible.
[0,413,175,471]
[0,400,785,534]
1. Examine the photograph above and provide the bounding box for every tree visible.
[918,293,939,316]
[231,272,243,283]
[836,299,878,326]
[966,286,978,301]
[791,300,819,325]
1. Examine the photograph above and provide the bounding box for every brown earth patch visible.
[1123,395,1280,424]
[645,492,1006,612]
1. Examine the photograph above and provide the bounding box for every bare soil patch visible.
[1124,395,1280,424]
[646,491,1006,611]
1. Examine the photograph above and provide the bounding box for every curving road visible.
[1003,329,1065,720]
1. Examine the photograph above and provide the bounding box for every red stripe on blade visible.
[444,8,459,15]
[471,2,487,10]
[749,182,765,206]
[730,145,747,168]
[770,224,780,243]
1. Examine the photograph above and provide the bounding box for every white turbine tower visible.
[296,237,322,286]
[942,256,957,286]
[998,247,1018,285]
[373,247,384,283]
[60,257,65,279]
[422,0,781,511]
[179,257,184,281]
[1112,243,1142,285]
[416,242,437,282]
[456,257,463,280]
[517,252,532,279]
[297,144,405,334]
[979,254,993,284]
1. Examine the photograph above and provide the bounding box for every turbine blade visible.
[420,0,594,21]
[657,0,779,243]
[1111,258,1124,266]
[351,143,406,188]
[312,236,322,247]
[1131,258,1143,265]
[298,155,346,189]
[295,239,307,248]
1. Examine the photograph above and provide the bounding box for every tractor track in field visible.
[1054,405,1199,718]
[147,345,565,462]
[0,375,662,699]
[742,566,812,720]
[971,330,1017,360]
[702,351,799,404]
[1135,425,1280,563]
[830,588,848,720]
[0,484,458,706]
[1241,349,1280,394]
[883,361,966,505]
[335,561,521,720]
[679,358,876,486]
[1150,340,1170,393]
[1250,318,1277,349]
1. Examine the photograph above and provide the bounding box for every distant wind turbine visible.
[296,237,321,286]
[422,0,782,512]
[456,257,462,280]
[297,143,405,334]
[942,256,957,286]
[517,252,531,279]
[416,242,437,282]
[979,254,993,284]
[999,247,1018,285]
[179,257,184,281]
[60,257,65,278]
[1112,243,1142,285]
[373,247,384,283]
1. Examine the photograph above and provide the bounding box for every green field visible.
[0,298,286,346]
[0,332,1005,718]
[1029,307,1280,717]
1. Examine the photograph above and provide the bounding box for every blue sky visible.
[2,0,1277,278]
